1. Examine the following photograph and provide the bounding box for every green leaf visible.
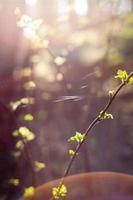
[9,179,20,186]
[19,127,35,141]
[23,186,35,198]
[99,111,113,120]
[12,130,19,137]
[68,132,85,143]
[23,114,34,121]
[16,140,24,149]
[128,76,133,83]
[115,69,128,83]
[34,161,46,171]
[10,101,21,111]
[20,97,34,104]
[52,184,67,199]
[13,127,35,142]
[68,149,75,156]
[9,97,34,110]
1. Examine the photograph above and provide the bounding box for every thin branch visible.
[51,71,133,200]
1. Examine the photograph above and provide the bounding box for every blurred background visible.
[0,0,133,199]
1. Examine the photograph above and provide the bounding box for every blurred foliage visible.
[0,0,133,199]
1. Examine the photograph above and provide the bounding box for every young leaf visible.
[68,149,75,156]
[115,69,128,83]
[12,130,20,137]
[9,179,20,186]
[20,97,35,105]
[68,132,85,143]
[24,114,34,121]
[24,186,35,198]
[16,140,24,149]
[34,161,46,171]
[52,184,67,199]
[99,111,113,120]
[19,127,35,141]
[128,76,133,83]
[10,101,21,111]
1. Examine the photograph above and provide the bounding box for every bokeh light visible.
[74,0,88,16]
[0,1,133,199]
[58,0,69,16]
[25,0,37,6]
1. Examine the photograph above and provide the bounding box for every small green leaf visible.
[20,97,34,104]
[9,179,20,186]
[99,111,113,120]
[13,127,35,142]
[12,130,19,137]
[9,97,34,110]
[24,114,34,121]
[68,149,75,156]
[68,132,85,143]
[52,184,67,199]
[34,161,46,171]
[23,186,35,198]
[115,69,128,83]
[16,140,24,149]
[128,76,133,83]
[19,127,35,141]
[10,101,21,111]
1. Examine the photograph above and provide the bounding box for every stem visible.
[51,71,133,200]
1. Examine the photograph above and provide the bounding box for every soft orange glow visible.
[20,172,133,200]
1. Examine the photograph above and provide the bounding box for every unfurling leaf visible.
[52,184,67,199]
[99,111,113,120]
[68,132,85,143]
[68,149,75,156]
[34,161,46,171]
[115,69,128,83]
[16,140,24,149]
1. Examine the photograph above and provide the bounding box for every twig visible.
[51,71,133,200]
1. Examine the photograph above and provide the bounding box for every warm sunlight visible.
[23,27,36,38]
[33,61,55,82]
[74,0,88,16]
[0,1,133,200]
[58,0,69,16]
[25,0,37,6]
